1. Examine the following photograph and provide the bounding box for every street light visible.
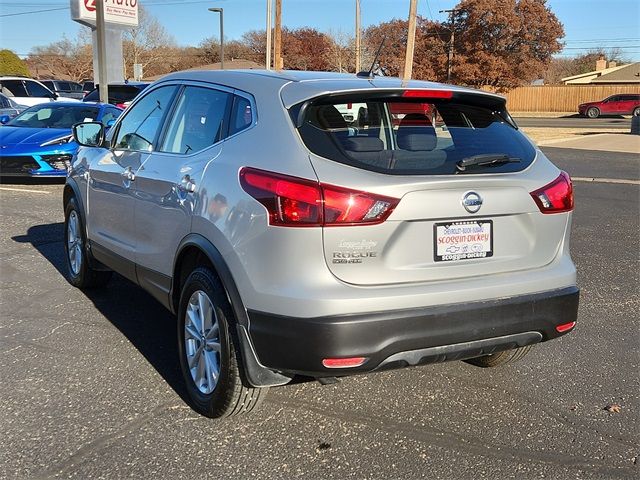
[208,7,224,70]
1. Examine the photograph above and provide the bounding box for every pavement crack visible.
[267,392,635,478]
[35,401,178,479]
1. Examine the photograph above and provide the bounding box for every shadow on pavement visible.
[11,222,190,405]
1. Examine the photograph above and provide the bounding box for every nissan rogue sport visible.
[64,70,579,418]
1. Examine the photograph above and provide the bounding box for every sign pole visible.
[96,0,109,103]
[355,0,361,73]
[266,0,272,69]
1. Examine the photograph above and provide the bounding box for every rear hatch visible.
[292,87,571,286]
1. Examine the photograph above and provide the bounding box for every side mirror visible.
[73,121,105,147]
[0,115,10,125]
[106,119,116,128]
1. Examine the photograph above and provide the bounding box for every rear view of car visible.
[64,71,578,419]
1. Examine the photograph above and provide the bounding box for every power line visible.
[0,7,67,17]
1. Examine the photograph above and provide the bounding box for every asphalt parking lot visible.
[1,146,638,479]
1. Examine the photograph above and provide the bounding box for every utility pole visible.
[403,0,418,81]
[96,0,108,103]
[355,0,361,73]
[266,0,272,69]
[274,0,283,70]
[439,8,460,83]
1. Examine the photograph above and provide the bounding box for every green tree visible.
[0,49,30,76]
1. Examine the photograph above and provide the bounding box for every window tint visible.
[297,97,535,175]
[42,81,54,90]
[83,85,144,104]
[100,107,122,125]
[69,82,82,91]
[229,95,253,136]
[25,80,52,97]
[0,95,8,108]
[1,80,27,97]
[114,85,177,152]
[8,105,100,128]
[160,86,232,154]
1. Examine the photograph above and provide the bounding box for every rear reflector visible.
[239,167,399,227]
[322,357,367,368]
[530,171,574,214]
[402,89,452,99]
[556,321,576,333]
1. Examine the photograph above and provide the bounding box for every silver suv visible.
[65,70,579,418]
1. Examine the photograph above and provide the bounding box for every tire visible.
[177,267,268,418]
[464,345,533,368]
[632,107,640,116]
[586,107,600,118]
[64,196,112,289]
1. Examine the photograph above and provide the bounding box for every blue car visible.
[0,102,122,178]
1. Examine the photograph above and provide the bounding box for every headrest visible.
[343,137,384,152]
[317,105,347,129]
[397,113,437,151]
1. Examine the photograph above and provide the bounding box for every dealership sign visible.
[70,0,139,27]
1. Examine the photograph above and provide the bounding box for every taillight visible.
[239,167,399,227]
[530,171,574,214]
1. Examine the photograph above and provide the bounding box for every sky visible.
[1,0,639,62]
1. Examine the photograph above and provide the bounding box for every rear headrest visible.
[317,105,347,130]
[343,137,384,152]
[397,114,437,151]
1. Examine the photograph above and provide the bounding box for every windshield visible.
[8,104,100,129]
[296,96,535,175]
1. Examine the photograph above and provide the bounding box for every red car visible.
[578,94,640,118]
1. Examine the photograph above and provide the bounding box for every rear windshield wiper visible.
[456,154,521,172]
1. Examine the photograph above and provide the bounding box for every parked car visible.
[578,94,640,118]
[66,71,579,418]
[0,92,27,118]
[0,102,122,178]
[82,82,150,109]
[41,80,85,100]
[81,80,95,96]
[0,76,59,106]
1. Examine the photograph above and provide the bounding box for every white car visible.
[0,77,80,107]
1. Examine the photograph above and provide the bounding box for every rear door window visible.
[159,86,232,154]
[296,95,535,175]
[25,80,52,97]
[1,80,27,97]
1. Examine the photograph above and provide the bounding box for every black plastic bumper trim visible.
[247,286,579,377]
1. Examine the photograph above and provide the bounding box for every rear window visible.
[296,96,535,175]
[83,85,147,104]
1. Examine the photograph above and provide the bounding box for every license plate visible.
[434,220,493,262]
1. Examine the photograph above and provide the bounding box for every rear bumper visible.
[247,286,579,377]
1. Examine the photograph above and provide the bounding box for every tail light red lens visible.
[239,167,399,227]
[530,171,574,214]
[322,357,367,368]
[402,89,452,99]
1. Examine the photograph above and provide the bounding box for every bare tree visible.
[325,29,355,73]
[122,5,176,79]
[28,28,93,81]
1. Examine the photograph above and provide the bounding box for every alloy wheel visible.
[184,290,221,394]
[67,211,83,275]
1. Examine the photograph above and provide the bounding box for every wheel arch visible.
[172,234,292,387]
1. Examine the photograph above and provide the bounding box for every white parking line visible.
[0,187,52,194]
[573,177,639,185]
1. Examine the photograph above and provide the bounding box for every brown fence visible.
[500,85,640,112]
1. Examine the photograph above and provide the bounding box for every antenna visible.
[357,36,386,78]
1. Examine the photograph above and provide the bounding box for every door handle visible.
[121,167,135,182]
[179,175,196,193]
